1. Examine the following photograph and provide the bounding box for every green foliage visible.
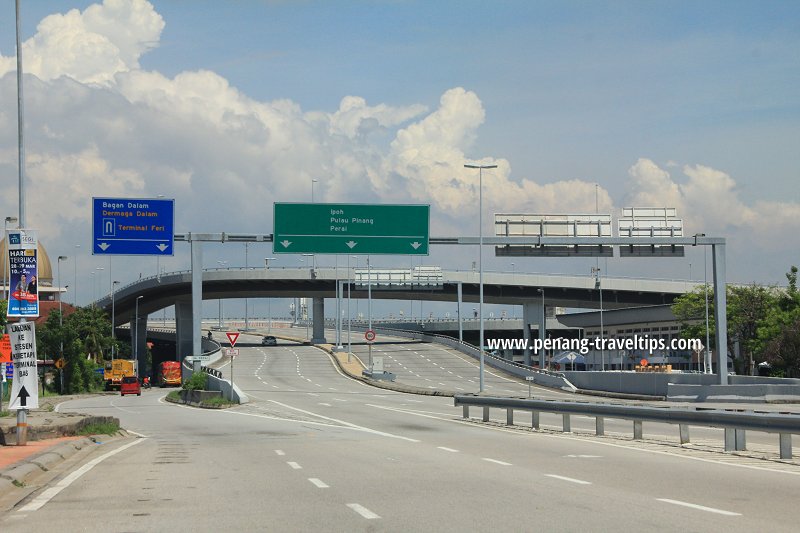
[36,306,113,394]
[0,299,7,331]
[672,266,800,376]
[77,420,120,436]
[182,371,208,391]
[200,396,234,408]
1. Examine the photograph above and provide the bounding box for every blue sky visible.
[0,1,798,316]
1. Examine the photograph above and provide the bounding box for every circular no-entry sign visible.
[364,330,376,342]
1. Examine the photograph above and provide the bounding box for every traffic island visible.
[165,390,234,409]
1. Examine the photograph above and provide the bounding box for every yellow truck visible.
[104,359,138,390]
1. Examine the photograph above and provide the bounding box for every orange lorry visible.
[159,360,182,387]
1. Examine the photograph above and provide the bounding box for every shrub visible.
[182,371,208,391]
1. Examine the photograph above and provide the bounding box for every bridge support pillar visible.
[311,297,327,344]
[522,301,546,368]
[175,299,193,363]
[130,312,149,377]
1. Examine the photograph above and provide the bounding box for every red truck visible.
[159,360,182,387]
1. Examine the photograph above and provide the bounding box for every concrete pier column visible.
[175,298,193,362]
[522,301,546,368]
[312,297,327,344]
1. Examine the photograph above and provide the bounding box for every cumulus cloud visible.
[0,0,796,288]
[0,0,163,85]
[625,158,800,254]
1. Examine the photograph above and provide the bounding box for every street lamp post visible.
[265,257,276,332]
[134,295,143,369]
[244,242,249,331]
[57,255,68,393]
[217,260,227,328]
[592,267,604,371]
[537,288,546,368]
[4,216,18,300]
[464,163,497,392]
[311,178,318,271]
[74,244,80,306]
[111,280,120,360]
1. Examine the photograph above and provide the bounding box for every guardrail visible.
[453,394,799,459]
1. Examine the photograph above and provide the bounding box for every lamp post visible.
[217,260,227,328]
[244,242,249,331]
[592,267,604,371]
[4,216,18,299]
[265,257,276,332]
[111,280,120,360]
[311,178,318,271]
[94,267,104,306]
[537,288,546,368]
[464,163,497,392]
[57,255,68,393]
[134,295,143,368]
[74,244,80,306]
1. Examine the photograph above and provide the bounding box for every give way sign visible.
[226,331,240,347]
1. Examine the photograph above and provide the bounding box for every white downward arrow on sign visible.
[410,242,421,249]
[156,244,169,252]
[281,240,292,248]
[99,243,110,251]
[346,241,357,249]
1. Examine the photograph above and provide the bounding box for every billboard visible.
[6,229,38,318]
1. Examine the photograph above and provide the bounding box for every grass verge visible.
[77,420,120,436]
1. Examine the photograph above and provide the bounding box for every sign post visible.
[273,203,429,255]
[7,321,38,445]
[225,332,239,401]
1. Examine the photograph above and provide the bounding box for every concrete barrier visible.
[667,383,800,403]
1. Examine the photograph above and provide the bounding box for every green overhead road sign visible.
[274,203,429,255]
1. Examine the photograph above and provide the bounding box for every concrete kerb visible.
[0,436,95,488]
[318,343,457,397]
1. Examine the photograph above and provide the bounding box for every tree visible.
[763,318,800,377]
[673,283,777,375]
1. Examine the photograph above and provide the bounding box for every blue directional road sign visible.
[92,198,175,256]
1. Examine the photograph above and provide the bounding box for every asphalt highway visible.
[2,335,798,532]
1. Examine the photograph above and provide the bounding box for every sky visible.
[0,0,798,319]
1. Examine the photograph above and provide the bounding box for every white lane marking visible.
[127,429,149,438]
[545,474,592,485]
[656,499,741,516]
[264,399,420,442]
[334,398,347,402]
[347,503,380,520]
[307,393,319,397]
[318,403,332,407]
[287,461,302,469]
[275,450,286,456]
[19,438,146,512]
[309,478,329,488]
[437,447,459,452]
[483,458,512,466]
[564,455,602,458]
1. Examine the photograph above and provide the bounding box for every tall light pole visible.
[74,244,80,306]
[537,288,545,368]
[265,257,276,332]
[465,163,497,392]
[592,267,604,370]
[57,256,68,392]
[217,260,227,328]
[134,295,143,369]
[111,280,120,360]
[311,178,318,271]
[4,216,18,299]
[244,242,249,331]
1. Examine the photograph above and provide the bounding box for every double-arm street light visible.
[464,163,497,392]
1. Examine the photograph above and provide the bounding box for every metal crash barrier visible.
[454,395,800,459]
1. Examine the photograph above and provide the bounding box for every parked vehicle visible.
[159,360,182,387]
[120,376,141,396]
[104,359,138,390]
